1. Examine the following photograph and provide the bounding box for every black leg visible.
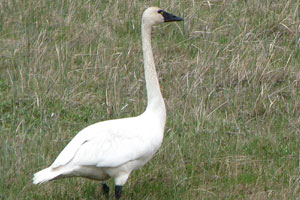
[102,183,110,198]
[115,185,122,199]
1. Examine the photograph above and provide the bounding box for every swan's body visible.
[34,111,164,184]
[33,7,183,199]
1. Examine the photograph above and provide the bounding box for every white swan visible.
[33,7,183,199]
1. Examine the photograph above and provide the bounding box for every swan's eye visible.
[158,10,164,15]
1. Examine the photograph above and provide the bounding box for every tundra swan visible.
[33,7,183,199]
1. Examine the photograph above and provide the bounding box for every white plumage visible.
[33,7,183,199]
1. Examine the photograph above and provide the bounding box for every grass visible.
[1,0,300,199]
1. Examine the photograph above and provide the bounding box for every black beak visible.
[159,10,184,22]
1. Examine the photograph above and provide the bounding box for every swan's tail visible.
[33,167,60,184]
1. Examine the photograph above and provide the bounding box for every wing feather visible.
[71,135,147,167]
[51,117,150,169]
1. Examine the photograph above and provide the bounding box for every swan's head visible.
[142,7,184,26]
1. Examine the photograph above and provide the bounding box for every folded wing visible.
[51,118,149,169]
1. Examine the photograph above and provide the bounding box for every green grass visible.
[1,0,300,199]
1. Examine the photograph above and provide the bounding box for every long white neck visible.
[141,21,166,115]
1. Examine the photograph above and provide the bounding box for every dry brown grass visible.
[1,0,300,199]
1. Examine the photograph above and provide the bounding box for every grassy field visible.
[1,0,300,199]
